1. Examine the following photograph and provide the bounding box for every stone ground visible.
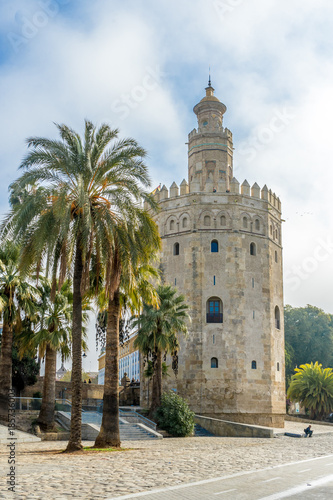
[1,421,333,499]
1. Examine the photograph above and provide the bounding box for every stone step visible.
[56,412,161,441]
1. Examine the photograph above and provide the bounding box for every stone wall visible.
[22,377,104,400]
[194,415,274,438]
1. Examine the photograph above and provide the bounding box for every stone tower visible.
[143,82,285,427]
[188,78,233,192]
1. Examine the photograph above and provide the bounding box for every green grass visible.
[83,446,129,452]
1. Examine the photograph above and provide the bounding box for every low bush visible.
[154,391,195,437]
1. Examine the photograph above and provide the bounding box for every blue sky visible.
[1,0,333,370]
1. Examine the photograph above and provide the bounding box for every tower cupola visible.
[193,80,227,131]
[188,81,233,193]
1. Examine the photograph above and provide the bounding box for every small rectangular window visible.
[252,278,255,288]
[175,278,176,285]
[213,276,216,285]
[213,335,215,344]
[253,310,255,319]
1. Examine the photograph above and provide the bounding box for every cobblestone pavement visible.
[1,422,333,499]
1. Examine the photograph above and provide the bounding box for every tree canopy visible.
[2,120,158,450]
[284,304,333,384]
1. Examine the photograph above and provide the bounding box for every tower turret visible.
[188,81,234,192]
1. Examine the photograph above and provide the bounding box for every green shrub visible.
[154,391,195,437]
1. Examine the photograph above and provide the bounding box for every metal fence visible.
[13,397,72,412]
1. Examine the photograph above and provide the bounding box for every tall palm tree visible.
[132,285,190,415]
[94,232,161,448]
[2,121,157,451]
[0,241,37,421]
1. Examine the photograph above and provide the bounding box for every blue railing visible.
[119,409,157,431]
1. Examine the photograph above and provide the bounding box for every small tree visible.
[132,285,190,414]
[287,361,333,420]
[154,391,195,437]
[0,241,38,421]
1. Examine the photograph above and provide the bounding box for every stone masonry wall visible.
[146,183,285,427]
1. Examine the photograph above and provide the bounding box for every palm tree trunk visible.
[94,289,121,448]
[37,343,57,431]
[150,350,162,415]
[0,322,13,422]
[66,239,83,452]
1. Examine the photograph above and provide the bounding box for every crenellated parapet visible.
[188,126,233,140]
[149,177,281,213]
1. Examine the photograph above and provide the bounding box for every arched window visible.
[243,216,248,228]
[275,251,278,263]
[250,242,256,256]
[173,243,179,256]
[277,362,280,372]
[170,220,175,231]
[270,225,273,236]
[211,240,219,253]
[206,297,223,323]
[220,215,226,226]
[275,306,280,329]
[204,215,211,226]
[255,219,260,231]
[182,217,188,228]
[211,357,218,368]
[251,360,257,369]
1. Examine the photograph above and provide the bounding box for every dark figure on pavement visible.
[304,425,313,437]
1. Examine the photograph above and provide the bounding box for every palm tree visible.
[0,241,37,421]
[143,360,170,408]
[287,361,333,420]
[94,239,161,449]
[132,285,190,415]
[17,279,74,431]
[2,121,157,450]
[39,284,72,431]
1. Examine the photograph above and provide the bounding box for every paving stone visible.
[1,421,333,499]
